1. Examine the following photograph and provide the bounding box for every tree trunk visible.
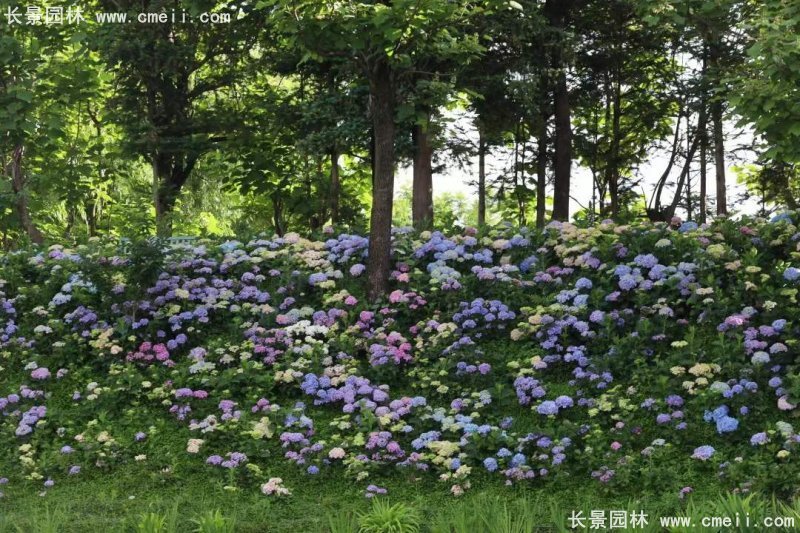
[601,74,612,217]
[153,154,170,237]
[552,69,571,221]
[272,193,284,236]
[85,198,98,237]
[366,60,396,301]
[309,157,325,231]
[65,206,76,238]
[536,113,548,228]
[699,109,708,224]
[609,71,621,219]
[477,129,486,227]
[7,144,44,244]
[154,153,195,237]
[666,132,702,219]
[330,149,340,225]
[661,100,707,222]
[651,111,683,215]
[712,99,726,216]
[515,122,527,227]
[546,0,573,222]
[699,48,708,224]
[155,182,179,237]
[780,167,799,211]
[411,117,434,231]
[686,128,692,221]
[369,127,376,188]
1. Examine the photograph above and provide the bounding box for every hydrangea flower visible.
[784,267,800,282]
[692,446,715,460]
[536,401,559,416]
[716,416,739,434]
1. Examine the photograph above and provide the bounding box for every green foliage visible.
[135,512,172,533]
[327,509,359,533]
[393,184,477,228]
[4,0,800,244]
[431,495,543,533]
[357,499,421,533]
[125,238,168,295]
[191,510,236,533]
[731,1,800,165]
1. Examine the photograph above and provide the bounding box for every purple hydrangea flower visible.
[537,401,559,416]
[692,446,715,460]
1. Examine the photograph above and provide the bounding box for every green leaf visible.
[15,89,33,103]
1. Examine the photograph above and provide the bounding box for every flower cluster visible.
[2,215,800,499]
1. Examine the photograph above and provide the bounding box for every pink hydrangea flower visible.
[31,368,51,380]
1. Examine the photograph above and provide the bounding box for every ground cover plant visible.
[3,214,800,530]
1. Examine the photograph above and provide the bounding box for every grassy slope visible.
[0,464,723,532]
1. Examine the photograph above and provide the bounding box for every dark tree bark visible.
[779,167,799,211]
[706,34,727,217]
[609,71,621,218]
[552,69,572,221]
[271,193,285,237]
[546,0,573,222]
[477,129,486,227]
[65,206,76,238]
[153,152,197,237]
[411,117,434,231]
[7,145,44,244]
[698,46,709,224]
[665,130,703,220]
[369,127,376,188]
[513,122,527,227]
[664,148,697,221]
[85,199,98,237]
[366,60,396,301]
[601,74,612,217]
[536,112,548,229]
[699,107,708,224]
[330,149,340,225]
[650,110,683,218]
[86,106,103,237]
[712,99,727,216]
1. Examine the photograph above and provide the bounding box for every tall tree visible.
[411,118,434,230]
[544,0,576,221]
[0,20,56,243]
[273,0,488,299]
[573,0,676,221]
[94,0,261,236]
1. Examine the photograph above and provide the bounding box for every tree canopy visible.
[2,0,800,295]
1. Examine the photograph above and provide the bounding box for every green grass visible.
[2,463,783,532]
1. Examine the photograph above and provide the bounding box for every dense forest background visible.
[3,0,800,295]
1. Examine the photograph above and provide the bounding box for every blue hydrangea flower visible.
[554,395,574,409]
[784,267,800,282]
[618,275,638,291]
[692,446,715,460]
[771,213,793,224]
[634,254,659,269]
[716,416,739,434]
[308,273,328,286]
[537,401,559,416]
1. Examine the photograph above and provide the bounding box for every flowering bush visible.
[3,215,800,498]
